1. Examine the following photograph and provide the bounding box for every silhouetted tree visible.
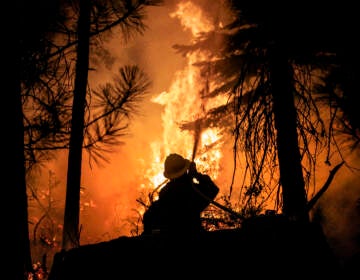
[13,0,162,271]
[9,27,32,279]
[7,1,64,278]
[173,1,358,222]
[61,0,162,250]
[62,0,91,251]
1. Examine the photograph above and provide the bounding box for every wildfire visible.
[170,1,213,36]
[143,1,226,194]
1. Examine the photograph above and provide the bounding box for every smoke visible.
[31,2,360,266]
[33,0,195,243]
[78,0,231,241]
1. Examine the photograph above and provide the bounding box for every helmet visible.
[163,153,190,179]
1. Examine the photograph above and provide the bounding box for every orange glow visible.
[170,1,214,36]
[144,1,226,197]
[28,3,360,273]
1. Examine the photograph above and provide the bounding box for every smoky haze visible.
[32,0,359,265]
[37,0,195,242]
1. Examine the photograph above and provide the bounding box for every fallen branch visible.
[307,161,345,211]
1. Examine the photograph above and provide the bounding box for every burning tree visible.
[45,1,358,278]
[168,0,359,223]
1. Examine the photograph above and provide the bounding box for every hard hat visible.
[163,153,190,179]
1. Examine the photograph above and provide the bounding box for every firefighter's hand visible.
[188,161,198,177]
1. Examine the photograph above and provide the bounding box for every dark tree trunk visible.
[6,1,33,278]
[269,46,309,223]
[62,0,91,250]
[11,58,32,280]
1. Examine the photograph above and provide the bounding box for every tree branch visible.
[307,161,345,211]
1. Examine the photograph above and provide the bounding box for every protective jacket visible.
[142,172,219,237]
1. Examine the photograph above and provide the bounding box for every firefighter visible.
[142,153,219,238]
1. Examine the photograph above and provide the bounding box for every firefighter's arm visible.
[189,161,219,200]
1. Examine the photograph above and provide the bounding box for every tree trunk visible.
[269,46,309,223]
[10,58,33,280]
[62,0,91,250]
[6,1,33,278]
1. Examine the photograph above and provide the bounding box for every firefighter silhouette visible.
[142,153,219,237]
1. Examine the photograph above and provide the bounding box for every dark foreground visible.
[48,215,355,279]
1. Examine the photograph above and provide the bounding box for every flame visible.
[169,1,214,36]
[143,1,226,193]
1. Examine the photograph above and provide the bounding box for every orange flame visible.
[143,1,227,193]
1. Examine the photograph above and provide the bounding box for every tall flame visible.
[142,1,226,195]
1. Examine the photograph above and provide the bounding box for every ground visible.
[48,215,351,279]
